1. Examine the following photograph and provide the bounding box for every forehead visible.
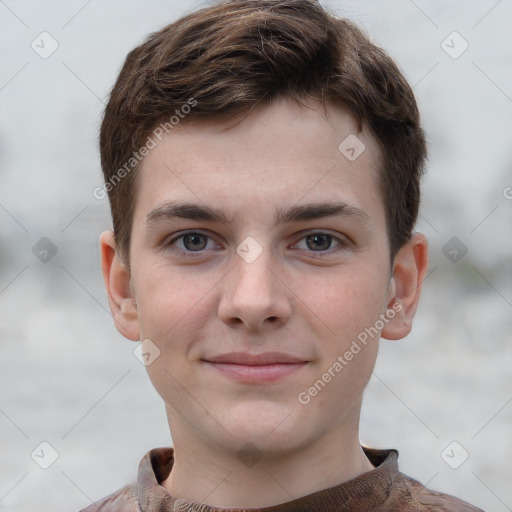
[133,97,384,228]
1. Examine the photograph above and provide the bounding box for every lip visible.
[203,352,309,383]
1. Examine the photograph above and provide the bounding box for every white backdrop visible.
[0,1,511,510]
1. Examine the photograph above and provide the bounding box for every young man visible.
[86,0,483,510]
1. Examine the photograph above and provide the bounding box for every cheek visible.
[134,261,215,341]
[308,264,389,343]
[133,263,214,405]
[298,269,386,422]
[132,261,221,395]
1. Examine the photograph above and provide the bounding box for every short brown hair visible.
[99,0,427,266]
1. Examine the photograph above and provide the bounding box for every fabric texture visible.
[79,446,484,512]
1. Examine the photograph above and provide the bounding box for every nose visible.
[217,245,292,332]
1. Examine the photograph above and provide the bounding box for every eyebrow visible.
[145,200,370,228]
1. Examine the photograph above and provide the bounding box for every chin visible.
[215,400,313,455]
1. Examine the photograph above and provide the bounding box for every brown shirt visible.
[79,446,484,511]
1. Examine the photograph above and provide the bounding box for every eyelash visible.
[163,231,349,259]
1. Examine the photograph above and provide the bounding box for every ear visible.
[99,230,140,341]
[381,233,429,341]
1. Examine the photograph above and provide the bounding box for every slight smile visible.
[202,352,310,383]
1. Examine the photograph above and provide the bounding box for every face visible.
[108,97,410,459]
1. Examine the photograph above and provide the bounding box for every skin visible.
[100,96,429,508]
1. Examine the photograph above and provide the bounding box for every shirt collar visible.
[137,446,400,512]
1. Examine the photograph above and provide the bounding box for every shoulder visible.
[78,483,141,512]
[391,472,485,512]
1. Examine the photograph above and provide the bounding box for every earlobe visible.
[99,230,140,341]
[381,233,429,341]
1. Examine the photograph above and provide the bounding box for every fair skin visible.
[100,96,428,508]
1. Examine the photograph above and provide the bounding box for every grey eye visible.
[181,233,208,251]
[305,233,333,251]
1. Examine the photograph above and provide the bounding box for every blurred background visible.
[0,1,511,510]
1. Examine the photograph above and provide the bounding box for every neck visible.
[161,407,374,508]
